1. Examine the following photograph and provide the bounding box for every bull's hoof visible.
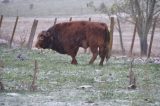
[99,63,103,66]
[71,62,78,65]
[89,61,93,64]
[71,60,78,65]
[99,61,104,66]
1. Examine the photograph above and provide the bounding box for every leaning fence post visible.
[0,60,5,91]
[54,18,57,26]
[109,17,114,56]
[69,17,72,22]
[9,16,19,48]
[0,15,3,28]
[128,18,137,57]
[27,19,38,49]
[147,16,158,58]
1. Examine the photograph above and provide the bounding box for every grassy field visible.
[0,44,160,106]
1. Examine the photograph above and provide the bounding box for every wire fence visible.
[0,15,160,57]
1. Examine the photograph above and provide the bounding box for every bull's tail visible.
[104,26,110,61]
[105,27,110,43]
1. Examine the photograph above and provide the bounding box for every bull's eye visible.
[39,36,44,41]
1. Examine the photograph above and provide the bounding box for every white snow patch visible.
[6,93,20,97]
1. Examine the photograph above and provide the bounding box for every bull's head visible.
[35,31,52,49]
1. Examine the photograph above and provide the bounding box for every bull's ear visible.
[38,31,45,40]
[44,32,50,37]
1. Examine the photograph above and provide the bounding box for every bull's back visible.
[53,21,109,49]
[54,21,108,40]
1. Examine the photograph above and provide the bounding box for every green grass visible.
[0,45,160,105]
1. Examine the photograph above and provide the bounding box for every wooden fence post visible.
[9,16,19,48]
[0,15,3,28]
[0,60,5,91]
[147,16,158,58]
[69,17,72,22]
[117,17,125,55]
[54,18,57,26]
[89,17,91,22]
[27,19,38,49]
[84,17,92,54]
[109,17,114,56]
[128,18,137,57]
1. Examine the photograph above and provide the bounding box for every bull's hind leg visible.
[99,46,107,66]
[71,55,77,64]
[89,46,98,64]
[68,48,79,65]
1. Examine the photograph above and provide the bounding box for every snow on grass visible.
[0,46,160,106]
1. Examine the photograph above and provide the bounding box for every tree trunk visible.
[139,35,148,56]
[136,17,149,57]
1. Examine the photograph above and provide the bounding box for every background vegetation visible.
[0,0,113,17]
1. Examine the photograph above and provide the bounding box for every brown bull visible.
[35,21,110,65]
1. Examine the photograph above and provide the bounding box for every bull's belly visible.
[52,47,66,54]
[56,49,66,54]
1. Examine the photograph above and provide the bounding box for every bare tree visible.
[127,0,160,56]
[88,0,160,56]
[107,0,160,56]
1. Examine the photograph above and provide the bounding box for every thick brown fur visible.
[36,21,110,65]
